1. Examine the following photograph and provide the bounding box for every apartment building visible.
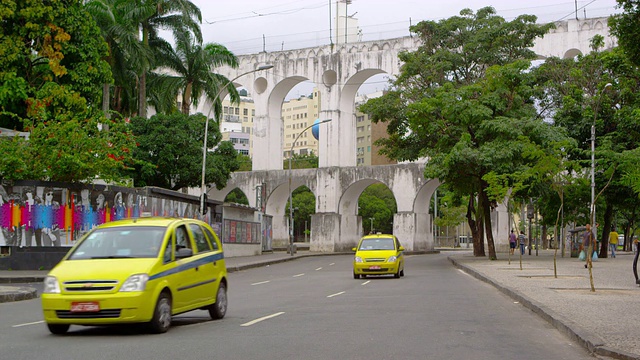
[220,88,393,166]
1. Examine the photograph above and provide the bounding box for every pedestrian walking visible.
[609,227,618,258]
[518,231,526,255]
[509,230,517,255]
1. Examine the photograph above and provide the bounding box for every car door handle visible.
[195,266,199,271]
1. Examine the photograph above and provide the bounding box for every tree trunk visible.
[139,71,147,118]
[138,25,149,118]
[102,83,110,131]
[542,225,548,249]
[480,190,496,260]
[467,194,485,257]
[181,82,192,114]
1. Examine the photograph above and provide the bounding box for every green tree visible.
[224,188,249,205]
[610,0,640,67]
[535,43,640,257]
[0,0,135,183]
[290,188,315,241]
[120,0,202,118]
[360,7,553,259]
[85,0,151,119]
[149,27,239,116]
[284,153,319,169]
[358,184,396,235]
[129,112,239,190]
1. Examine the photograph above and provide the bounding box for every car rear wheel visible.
[400,268,405,277]
[148,292,172,333]
[208,282,227,320]
[47,323,70,335]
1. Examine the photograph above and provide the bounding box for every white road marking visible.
[12,320,44,328]
[327,291,345,298]
[241,312,285,327]
[361,280,371,286]
[251,280,270,286]
[315,267,322,271]
[329,263,335,266]
[293,273,305,277]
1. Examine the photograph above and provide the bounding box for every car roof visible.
[361,234,395,240]
[96,217,199,229]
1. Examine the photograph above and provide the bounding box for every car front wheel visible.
[47,323,70,335]
[148,292,172,333]
[208,282,227,320]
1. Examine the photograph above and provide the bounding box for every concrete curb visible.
[447,256,639,360]
[0,286,38,303]
[0,277,45,284]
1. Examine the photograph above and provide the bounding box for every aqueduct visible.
[194,17,615,252]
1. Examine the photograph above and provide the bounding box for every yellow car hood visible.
[49,259,157,281]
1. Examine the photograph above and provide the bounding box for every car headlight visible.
[354,256,363,263]
[387,256,398,263]
[120,274,149,292]
[43,276,60,294]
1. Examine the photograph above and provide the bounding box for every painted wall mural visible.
[0,183,214,247]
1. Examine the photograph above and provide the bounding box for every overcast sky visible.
[186,0,621,97]
[190,0,620,55]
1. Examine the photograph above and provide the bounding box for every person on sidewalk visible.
[609,227,619,258]
[582,223,595,268]
[509,230,517,255]
[518,231,526,255]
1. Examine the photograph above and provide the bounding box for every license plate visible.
[369,266,381,270]
[70,302,100,312]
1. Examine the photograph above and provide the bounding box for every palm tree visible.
[120,0,202,118]
[85,0,151,119]
[148,28,240,117]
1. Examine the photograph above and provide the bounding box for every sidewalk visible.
[448,249,640,360]
[1,249,639,359]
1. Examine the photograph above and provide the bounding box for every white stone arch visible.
[337,179,395,216]
[563,48,582,59]
[222,187,250,204]
[263,176,317,247]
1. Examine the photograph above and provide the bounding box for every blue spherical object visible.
[311,119,321,140]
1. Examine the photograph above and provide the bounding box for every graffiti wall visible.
[0,182,218,247]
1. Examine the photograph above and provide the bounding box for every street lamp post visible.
[288,119,331,255]
[590,82,612,229]
[200,65,273,216]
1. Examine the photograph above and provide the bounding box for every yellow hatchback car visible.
[41,217,228,335]
[352,234,405,279]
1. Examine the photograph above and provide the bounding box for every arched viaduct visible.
[192,17,614,252]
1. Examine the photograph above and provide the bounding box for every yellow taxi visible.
[352,234,404,279]
[41,217,228,334]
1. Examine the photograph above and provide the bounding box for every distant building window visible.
[243,108,248,116]
[252,109,255,116]
[367,146,371,152]
[223,107,229,114]
[235,108,239,115]
[238,149,249,155]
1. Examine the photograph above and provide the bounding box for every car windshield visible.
[68,226,166,260]
[358,238,395,251]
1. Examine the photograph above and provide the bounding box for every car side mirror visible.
[398,246,405,251]
[176,248,193,259]
[351,247,357,252]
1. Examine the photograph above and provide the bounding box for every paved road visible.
[3,249,639,359]
[0,253,595,360]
